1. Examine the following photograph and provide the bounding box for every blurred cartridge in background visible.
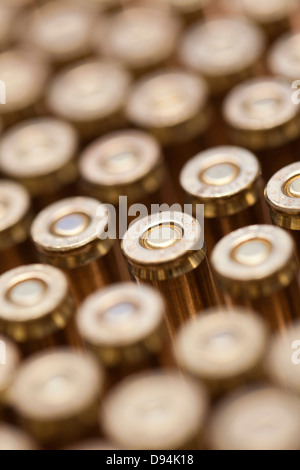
[178,17,265,145]
[0,118,78,211]
[223,77,300,180]
[18,0,98,69]
[0,180,35,273]
[268,31,300,83]
[12,349,104,446]
[31,197,123,304]
[212,224,300,330]
[101,371,208,450]
[0,264,81,355]
[0,334,20,417]
[0,49,50,129]
[220,0,297,41]
[179,17,265,96]
[79,129,177,209]
[0,424,38,451]
[77,283,170,384]
[47,59,131,141]
[265,321,300,395]
[121,211,221,332]
[126,69,210,193]
[180,146,268,254]
[93,7,182,77]
[265,163,300,261]
[207,386,300,450]
[173,307,268,396]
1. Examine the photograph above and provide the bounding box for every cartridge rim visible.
[77,283,164,348]
[93,7,181,71]
[265,162,300,229]
[174,307,268,384]
[47,59,131,123]
[268,32,300,82]
[121,211,205,280]
[0,334,20,397]
[180,146,261,217]
[0,180,31,249]
[0,424,37,450]
[79,130,164,204]
[31,197,114,268]
[12,349,103,421]
[126,69,209,144]
[266,321,300,394]
[223,78,300,149]
[22,0,96,63]
[0,264,74,342]
[207,386,300,450]
[212,224,296,297]
[102,371,208,450]
[0,118,78,194]
[179,17,265,93]
[0,49,49,114]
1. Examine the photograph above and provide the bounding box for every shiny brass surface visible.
[122,211,221,331]
[212,224,300,330]
[0,264,80,354]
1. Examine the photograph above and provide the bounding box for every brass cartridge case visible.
[76,283,169,382]
[173,307,269,395]
[180,146,268,254]
[223,77,300,181]
[0,118,79,211]
[207,386,300,450]
[0,334,20,416]
[0,264,81,355]
[47,59,131,141]
[12,349,104,445]
[92,7,182,77]
[265,162,300,261]
[179,17,265,96]
[0,180,35,273]
[265,321,300,395]
[19,1,98,68]
[268,31,300,82]
[0,424,38,450]
[0,49,50,129]
[220,0,297,41]
[79,130,175,279]
[79,129,177,208]
[31,197,123,304]
[126,69,210,193]
[212,224,300,331]
[121,211,221,332]
[101,371,208,450]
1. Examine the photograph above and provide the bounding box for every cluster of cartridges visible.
[1,0,300,451]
